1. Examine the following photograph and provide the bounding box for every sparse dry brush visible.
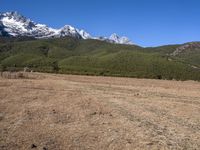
[0,71,28,79]
[0,71,46,80]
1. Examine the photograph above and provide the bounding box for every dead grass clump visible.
[0,71,46,80]
[0,71,29,79]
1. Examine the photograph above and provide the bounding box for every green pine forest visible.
[0,37,200,81]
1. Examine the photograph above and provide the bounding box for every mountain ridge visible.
[0,11,134,45]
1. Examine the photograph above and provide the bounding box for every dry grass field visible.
[0,72,200,150]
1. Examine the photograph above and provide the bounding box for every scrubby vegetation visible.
[0,37,200,81]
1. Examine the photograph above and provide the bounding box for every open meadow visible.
[0,72,200,150]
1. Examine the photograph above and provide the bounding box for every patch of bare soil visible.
[0,73,200,150]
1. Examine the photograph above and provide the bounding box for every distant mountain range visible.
[0,11,133,45]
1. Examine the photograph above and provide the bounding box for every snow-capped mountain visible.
[109,33,133,45]
[0,11,133,45]
[0,11,90,39]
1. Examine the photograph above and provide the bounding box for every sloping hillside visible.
[0,37,200,81]
[170,42,200,68]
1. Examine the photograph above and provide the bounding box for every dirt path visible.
[0,73,200,150]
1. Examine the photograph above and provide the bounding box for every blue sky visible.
[0,0,200,46]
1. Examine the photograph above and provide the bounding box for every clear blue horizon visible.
[1,0,200,47]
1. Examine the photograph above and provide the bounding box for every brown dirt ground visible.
[0,72,200,150]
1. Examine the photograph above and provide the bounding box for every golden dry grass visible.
[0,72,200,150]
